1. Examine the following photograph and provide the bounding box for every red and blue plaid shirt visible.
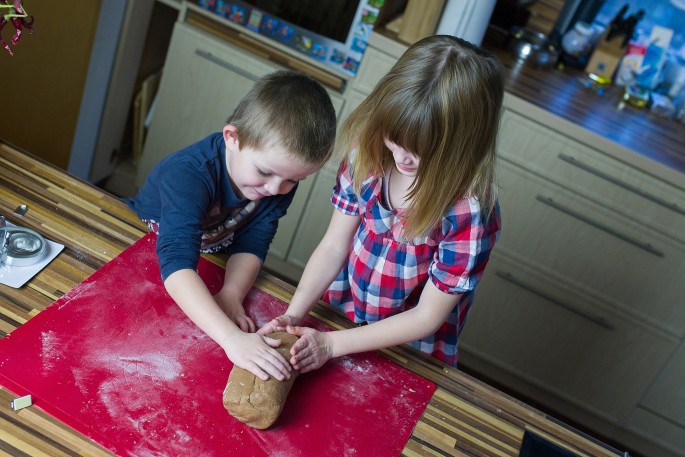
[323,160,501,366]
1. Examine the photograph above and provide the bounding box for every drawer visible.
[497,159,685,336]
[461,253,677,423]
[352,47,397,94]
[625,407,685,457]
[498,109,685,244]
[638,342,685,428]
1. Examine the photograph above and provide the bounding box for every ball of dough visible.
[223,331,299,429]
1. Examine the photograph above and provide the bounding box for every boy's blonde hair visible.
[337,35,505,239]
[228,70,337,166]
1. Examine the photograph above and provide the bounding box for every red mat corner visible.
[0,233,435,456]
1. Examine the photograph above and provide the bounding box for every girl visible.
[260,35,504,372]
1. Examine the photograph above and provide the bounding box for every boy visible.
[125,70,336,382]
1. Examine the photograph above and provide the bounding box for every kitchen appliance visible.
[0,216,64,288]
[0,233,436,456]
[197,0,384,77]
[509,26,561,69]
[1,226,47,267]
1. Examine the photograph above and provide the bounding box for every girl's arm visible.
[164,264,292,381]
[287,280,460,372]
[258,209,360,335]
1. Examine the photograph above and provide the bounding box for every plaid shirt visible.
[323,160,501,366]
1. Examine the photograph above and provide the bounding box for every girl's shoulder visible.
[442,194,500,228]
[338,156,382,199]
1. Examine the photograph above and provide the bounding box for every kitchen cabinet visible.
[460,161,678,422]
[459,96,685,457]
[491,108,685,335]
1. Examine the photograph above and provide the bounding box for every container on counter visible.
[559,21,596,68]
[562,21,595,57]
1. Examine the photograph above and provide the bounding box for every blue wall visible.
[595,1,685,51]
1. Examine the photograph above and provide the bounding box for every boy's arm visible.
[164,268,291,381]
[213,252,262,333]
[259,209,360,334]
[288,281,460,372]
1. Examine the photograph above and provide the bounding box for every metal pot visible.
[508,27,560,69]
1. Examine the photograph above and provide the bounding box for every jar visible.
[562,21,594,57]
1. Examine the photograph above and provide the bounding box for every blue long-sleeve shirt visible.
[125,133,294,281]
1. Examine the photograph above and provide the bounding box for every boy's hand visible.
[286,326,332,373]
[214,294,256,333]
[232,311,256,333]
[223,331,292,381]
[257,314,301,336]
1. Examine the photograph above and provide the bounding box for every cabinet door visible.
[338,89,368,126]
[625,407,685,457]
[495,159,685,336]
[353,47,397,94]
[283,164,338,271]
[138,21,283,185]
[460,252,677,423]
[498,108,685,244]
[638,342,685,428]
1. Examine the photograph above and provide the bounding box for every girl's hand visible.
[257,314,301,336]
[286,326,333,373]
[223,331,292,381]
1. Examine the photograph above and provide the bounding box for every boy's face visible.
[223,125,321,201]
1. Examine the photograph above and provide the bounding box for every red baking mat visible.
[0,233,435,456]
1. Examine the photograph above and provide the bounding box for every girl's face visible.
[224,125,320,201]
[384,138,420,177]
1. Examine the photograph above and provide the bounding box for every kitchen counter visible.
[485,40,685,189]
[0,141,625,456]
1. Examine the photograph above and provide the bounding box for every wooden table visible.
[0,141,625,456]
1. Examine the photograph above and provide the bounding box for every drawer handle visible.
[558,153,685,216]
[496,271,615,330]
[537,195,664,258]
[195,49,259,82]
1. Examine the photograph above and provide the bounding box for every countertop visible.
[0,141,626,456]
[485,39,685,188]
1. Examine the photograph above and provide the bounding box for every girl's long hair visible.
[335,35,504,239]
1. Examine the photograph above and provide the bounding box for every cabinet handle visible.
[496,271,615,330]
[558,153,685,217]
[195,49,260,82]
[537,195,664,257]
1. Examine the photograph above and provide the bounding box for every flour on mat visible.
[40,330,63,373]
[102,353,182,381]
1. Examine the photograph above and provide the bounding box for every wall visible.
[0,1,102,169]
[596,0,685,50]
